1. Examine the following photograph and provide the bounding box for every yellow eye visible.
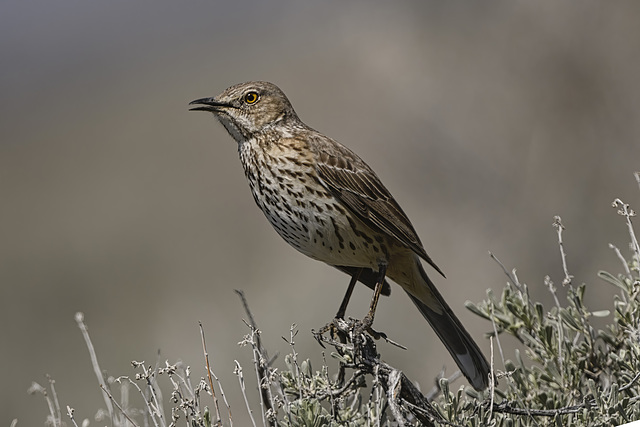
[244,91,259,104]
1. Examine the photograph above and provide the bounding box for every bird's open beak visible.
[189,97,232,112]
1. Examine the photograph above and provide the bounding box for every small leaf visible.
[559,308,582,331]
[465,301,491,319]
[576,284,586,303]
[535,302,544,321]
[598,270,628,291]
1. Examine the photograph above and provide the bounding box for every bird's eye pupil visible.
[245,92,259,104]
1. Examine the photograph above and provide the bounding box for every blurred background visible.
[2,1,640,424]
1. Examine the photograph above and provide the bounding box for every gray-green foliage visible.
[279,355,367,427]
[438,201,640,426]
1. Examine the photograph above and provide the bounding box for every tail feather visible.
[408,264,490,391]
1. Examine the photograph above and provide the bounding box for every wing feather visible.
[309,134,445,278]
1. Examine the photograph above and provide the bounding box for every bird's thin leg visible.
[333,268,363,385]
[314,268,364,341]
[362,262,388,329]
[335,267,362,319]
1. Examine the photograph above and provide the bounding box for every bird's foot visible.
[313,317,350,348]
[314,316,404,350]
[365,326,387,340]
[352,314,384,339]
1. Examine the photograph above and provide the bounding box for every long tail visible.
[406,263,490,391]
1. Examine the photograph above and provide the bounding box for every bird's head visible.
[189,81,297,142]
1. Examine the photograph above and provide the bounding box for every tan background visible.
[2,1,640,425]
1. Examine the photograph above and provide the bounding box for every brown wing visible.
[309,134,445,278]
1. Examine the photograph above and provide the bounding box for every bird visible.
[189,81,490,390]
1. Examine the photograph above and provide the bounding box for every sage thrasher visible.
[190,81,490,390]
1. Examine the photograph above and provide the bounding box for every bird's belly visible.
[254,190,386,269]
